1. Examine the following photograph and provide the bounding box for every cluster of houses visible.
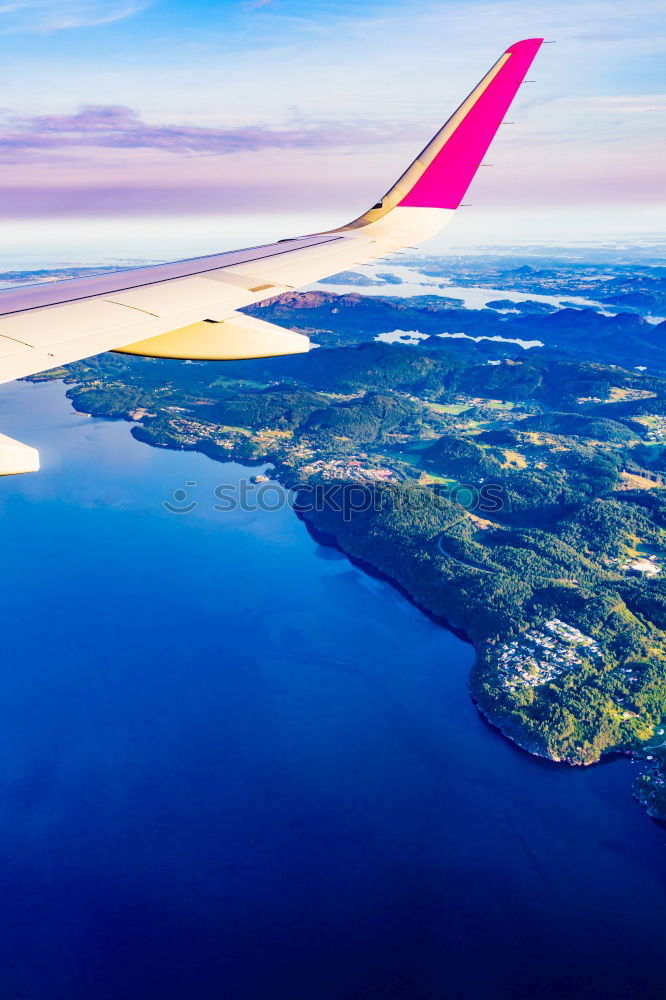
[158,415,324,469]
[164,416,237,448]
[613,553,662,577]
[301,457,397,483]
[497,618,602,691]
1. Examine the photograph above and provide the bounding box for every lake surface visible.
[312,262,616,315]
[0,379,665,1000]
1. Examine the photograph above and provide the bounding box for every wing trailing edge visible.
[0,432,40,476]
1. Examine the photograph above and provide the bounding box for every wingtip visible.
[505,38,544,54]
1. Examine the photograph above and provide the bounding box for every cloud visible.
[564,95,666,115]
[0,0,147,33]
[0,104,423,162]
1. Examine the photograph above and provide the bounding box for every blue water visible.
[0,379,665,1000]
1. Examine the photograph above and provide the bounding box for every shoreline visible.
[293,491,644,773]
[281,473,612,764]
[297,509,589,765]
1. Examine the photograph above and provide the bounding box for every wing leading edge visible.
[0,38,542,472]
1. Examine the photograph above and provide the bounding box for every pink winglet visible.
[399,38,543,210]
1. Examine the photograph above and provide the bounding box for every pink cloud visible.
[0,104,420,162]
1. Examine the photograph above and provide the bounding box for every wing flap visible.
[0,298,148,349]
[0,336,28,358]
[104,276,248,318]
[221,233,376,287]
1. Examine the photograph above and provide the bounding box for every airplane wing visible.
[0,38,542,473]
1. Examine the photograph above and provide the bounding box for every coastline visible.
[288,486,643,772]
[294,498,654,783]
[298,507,576,763]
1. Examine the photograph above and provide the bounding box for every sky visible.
[0,0,664,261]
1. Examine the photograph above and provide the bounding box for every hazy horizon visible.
[1,207,664,274]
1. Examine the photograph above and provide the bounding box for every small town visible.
[300,457,398,483]
[497,619,602,690]
[156,415,402,485]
